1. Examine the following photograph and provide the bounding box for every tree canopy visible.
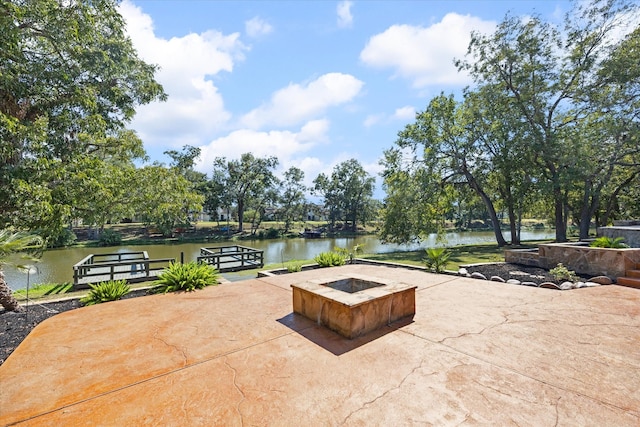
[313,159,375,232]
[0,0,166,242]
[211,154,279,233]
[381,0,640,245]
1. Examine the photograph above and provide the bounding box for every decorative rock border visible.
[459,264,614,291]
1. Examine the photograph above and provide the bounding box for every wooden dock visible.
[73,252,174,289]
[197,245,264,272]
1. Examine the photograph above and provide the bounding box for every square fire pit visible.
[291,274,416,339]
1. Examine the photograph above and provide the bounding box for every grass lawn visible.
[361,243,508,270]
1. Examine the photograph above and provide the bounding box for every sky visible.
[118,0,572,198]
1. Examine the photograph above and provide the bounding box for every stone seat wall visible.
[506,243,640,279]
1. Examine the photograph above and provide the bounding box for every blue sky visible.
[119,0,571,197]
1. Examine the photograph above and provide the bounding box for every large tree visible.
[278,167,307,233]
[211,154,279,232]
[313,159,375,232]
[381,93,509,246]
[456,0,639,241]
[131,166,204,236]
[0,0,165,241]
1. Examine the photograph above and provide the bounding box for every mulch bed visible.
[0,289,150,366]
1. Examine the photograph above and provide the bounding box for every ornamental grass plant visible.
[80,280,131,306]
[153,261,219,293]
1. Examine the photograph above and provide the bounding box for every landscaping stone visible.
[585,281,601,287]
[470,272,487,280]
[589,276,613,285]
[539,282,561,289]
[521,281,538,287]
[490,276,505,282]
[506,279,521,285]
[560,282,574,290]
[458,268,468,276]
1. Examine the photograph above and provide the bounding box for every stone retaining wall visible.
[506,243,640,279]
[504,249,541,267]
[597,225,640,248]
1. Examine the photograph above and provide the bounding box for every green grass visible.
[361,242,535,271]
[12,281,154,302]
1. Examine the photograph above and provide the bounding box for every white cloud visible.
[118,0,247,147]
[241,73,364,129]
[196,119,330,174]
[363,114,384,128]
[363,106,415,128]
[360,13,495,87]
[245,17,273,38]
[394,106,415,121]
[337,1,354,28]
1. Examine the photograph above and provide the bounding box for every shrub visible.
[550,263,579,282]
[286,263,302,273]
[424,247,451,273]
[314,251,345,267]
[80,280,131,306]
[50,229,77,248]
[98,229,122,246]
[265,227,280,239]
[153,261,219,293]
[333,244,363,264]
[590,236,628,248]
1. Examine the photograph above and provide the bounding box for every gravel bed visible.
[462,262,591,285]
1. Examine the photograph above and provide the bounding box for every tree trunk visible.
[463,169,507,247]
[237,198,244,232]
[553,187,567,242]
[506,199,520,246]
[0,270,24,313]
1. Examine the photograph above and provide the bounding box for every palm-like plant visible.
[424,247,452,273]
[0,230,44,312]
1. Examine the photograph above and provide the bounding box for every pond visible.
[4,230,556,290]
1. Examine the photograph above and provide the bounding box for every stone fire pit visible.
[291,274,416,339]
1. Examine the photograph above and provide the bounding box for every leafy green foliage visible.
[0,230,44,261]
[286,263,303,273]
[314,252,346,267]
[424,247,452,273]
[549,263,579,282]
[0,0,166,240]
[590,236,628,248]
[313,159,375,231]
[80,280,131,306]
[211,153,279,233]
[131,166,204,237]
[98,229,122,247]
[258,228,280,239]
[153,261,219,293]
[279,167,307,233]
[380,1,640,246]
[49,228,77,248]
[333,244,363,264]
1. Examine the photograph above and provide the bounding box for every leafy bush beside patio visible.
[314,251,346,267]
[153,261,219,293]
[80,280,131,305]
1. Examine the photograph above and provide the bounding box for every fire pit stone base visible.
[291,274,416,339]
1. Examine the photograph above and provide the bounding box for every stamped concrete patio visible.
[1,264,639,426]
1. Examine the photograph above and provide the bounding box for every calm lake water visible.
[4,230,555,290]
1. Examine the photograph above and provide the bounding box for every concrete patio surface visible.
[1,264,639,426]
